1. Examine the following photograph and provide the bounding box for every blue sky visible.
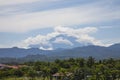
[0,0,120,49]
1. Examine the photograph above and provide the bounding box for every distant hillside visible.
[0,43,120,62]
[0,47,48,57]
[49,44,120,59]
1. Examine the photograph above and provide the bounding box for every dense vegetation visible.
[0,57,120,80]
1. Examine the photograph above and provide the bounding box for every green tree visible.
[87,56,95,68]
[12,69,24,77]
[27,69,37,80]
[79,58,85,67]
[72,69,85,80]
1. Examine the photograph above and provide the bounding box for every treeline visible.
[0,57,120,80]
[0,55,70,64]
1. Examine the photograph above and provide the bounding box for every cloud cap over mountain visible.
[17,26,106,50]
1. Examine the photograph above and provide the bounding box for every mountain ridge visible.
[0,43,120,59]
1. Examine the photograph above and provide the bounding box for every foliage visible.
[0,57,120,80]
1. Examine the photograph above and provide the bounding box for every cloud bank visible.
[0,1,119,33]
[17,26,105,50]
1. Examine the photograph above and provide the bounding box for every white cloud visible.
[16,26,106,50]
[40,47,53,50]
[0,2,119,33]
[53,37,73,46]
[55,26,104,46]
[55,26,97,35]
[76,34,103,46]
[0,0,60,6]
[0,0,38,5]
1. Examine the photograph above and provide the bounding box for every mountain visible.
[108,43,120,51]
[0,43,120,60]
[0,47,47,57]
[49,45,120,59]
